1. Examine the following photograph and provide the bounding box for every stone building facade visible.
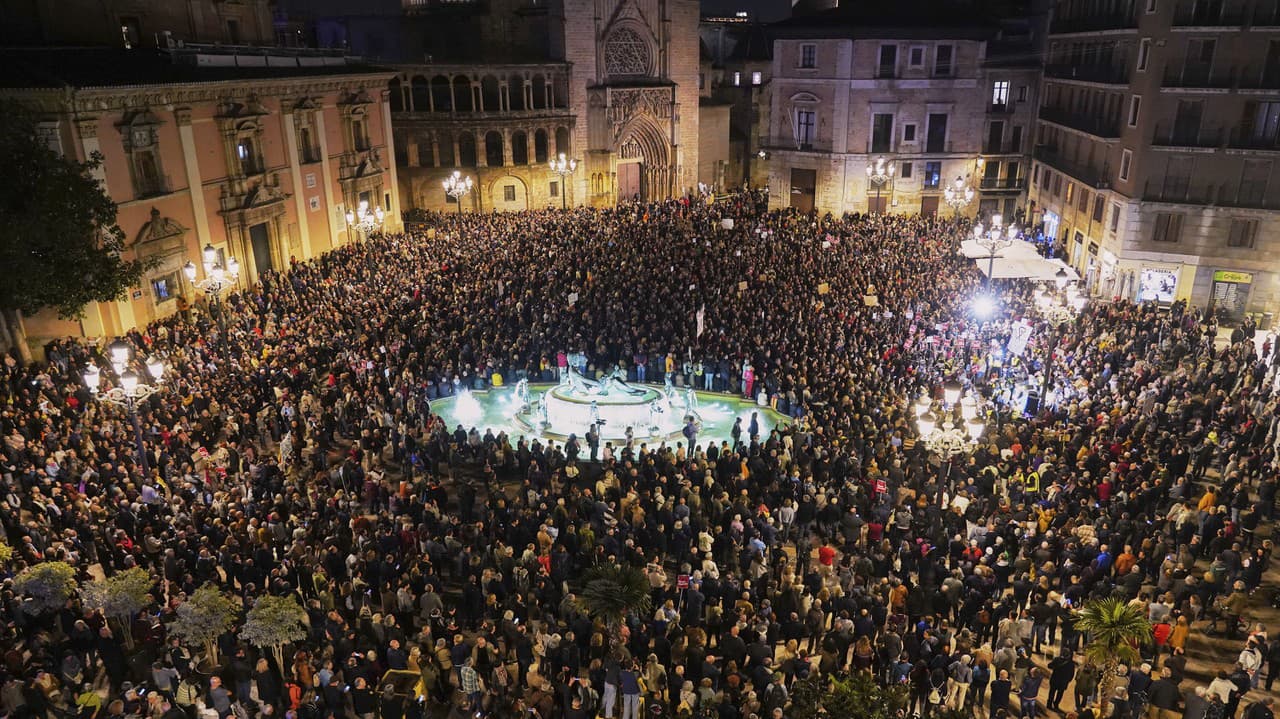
[1028,0,1280,321]
[0,46,402,345]
[390,64,579,212]
[557,0,702,204]
[762,9,1024,214]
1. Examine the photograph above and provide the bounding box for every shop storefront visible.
[1139,267,1179,304]
[1209,270,1253,324]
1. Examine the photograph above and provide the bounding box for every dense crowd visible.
[1,195,1278,719]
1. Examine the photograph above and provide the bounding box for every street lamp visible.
[443,171,474,215]
[865,156,895,214]
[345,199,385,239]
[943,175,974,217]
[549,153,577,210]
[914,385,987,506]
[83,341,166,474]
[972,214,1020,291]
[183,244,240,356]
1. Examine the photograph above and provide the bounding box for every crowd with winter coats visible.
[1,194,1278,719]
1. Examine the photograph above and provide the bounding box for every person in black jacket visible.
[1046,649,1076,712]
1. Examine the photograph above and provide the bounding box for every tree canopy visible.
[0,102,149,320]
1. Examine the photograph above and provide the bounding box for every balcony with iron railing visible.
[1048,12,1138,34]
[1038,106,1123,138]
[1172,1,1246,26]
[1143,179,1280,208]
[988,102,1017,115]
[1236,70,1280,91]
[1045,62,1131,85]
[982,140,1024,154]
[134,174,175,200]
[979,177,1027,191]
[1162,65,1236,89]
[1253,3,1280,25]
[1152,122,1224,148]
[1227,129,1280,151]
[764,136,836,153]
[1034,145,1112,188]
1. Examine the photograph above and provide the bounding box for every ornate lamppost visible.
[914,381,988,506]
[972,214,1020,292]
[865,156,895,214]
[943,175,975,217]
[82,340,166,474]
[184,244,239,357]
[443,171,474,215]
[549,153,577,210]
[345,199,385,240]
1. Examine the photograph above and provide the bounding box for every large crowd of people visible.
[1,194,1278,719]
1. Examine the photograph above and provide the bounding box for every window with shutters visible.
[1227,218,1257,248]
[1152,212,1183,243]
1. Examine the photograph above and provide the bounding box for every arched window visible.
[481,76,501,112]
[453,76,474,112]
[531,75,547,110]
[411,76,432,112]
[430,76,452,111]
[458,132,477,166]
[511,131,529,165]
[485,131,504,167]
[534,129,548,163]
[389,78,405,112]
[509,74,527,111]
[437,134,455,167]
[237,137,260,175]
[555,127,570,157]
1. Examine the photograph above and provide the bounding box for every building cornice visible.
[2,72,396,115]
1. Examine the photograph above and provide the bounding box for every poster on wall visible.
[1139,268,1178,303]
[1210,270,1252,324]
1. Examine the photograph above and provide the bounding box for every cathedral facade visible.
[559,0,702,204]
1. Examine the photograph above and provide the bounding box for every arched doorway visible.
[615,117,671,202]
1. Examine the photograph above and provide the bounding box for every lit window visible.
[751,71,762,86]
[733,71,741,86]
[992,81,1010,106]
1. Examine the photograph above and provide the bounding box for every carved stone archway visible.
[614,115,673,201]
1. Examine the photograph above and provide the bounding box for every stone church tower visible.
[554,0,700,205]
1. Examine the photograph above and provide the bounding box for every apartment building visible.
[764,3,1039,217]
[1029,0,1280,321]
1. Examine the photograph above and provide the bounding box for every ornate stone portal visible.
[565,0,699,206]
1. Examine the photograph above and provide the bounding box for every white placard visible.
[1008,321,1033,356]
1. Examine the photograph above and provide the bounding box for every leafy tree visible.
[169,583,241,666]
[12,561,78,615]
[572,563,652,653]
[80,567,154,649]
[788,671,909,719]
[1074,596,1152,717]
[0,102,150,361]
[239,594,308,676]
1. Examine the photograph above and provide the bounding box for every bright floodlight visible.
[82,365,101,392]
[914,394,933,417]
[973,295,996,320]
[916,411,938,438]
[943,380,964,406]
[966,418,986,440]
[145,356,165,380]
[109,339,132,366]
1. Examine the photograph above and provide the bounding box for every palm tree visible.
[1073,596,1152,717]
[572,563,652,653]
